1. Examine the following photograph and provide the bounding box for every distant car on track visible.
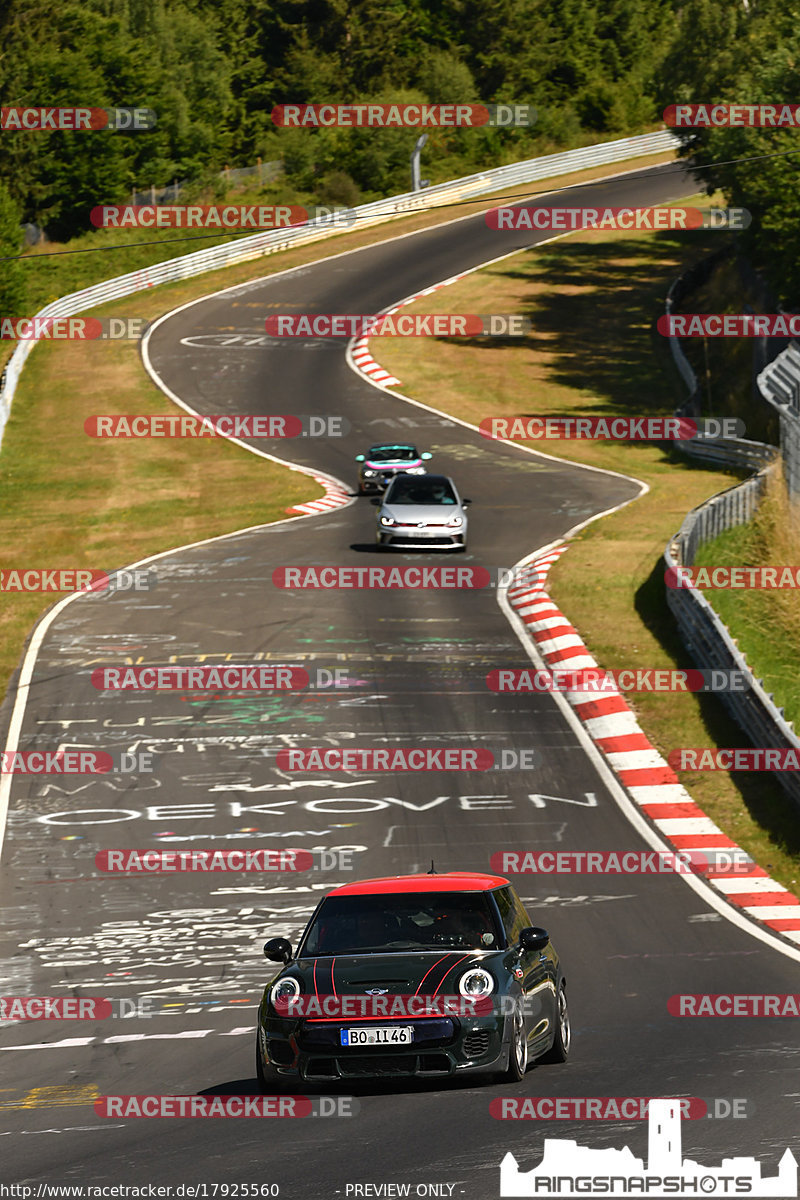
[355,443,432,494]
[255,871,569,1085]
[373,473,470,551]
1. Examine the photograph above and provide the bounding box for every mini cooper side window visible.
[495,887,532,947]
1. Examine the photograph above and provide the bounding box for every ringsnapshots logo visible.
[479,416,744,441]
[489,849,755,876]
[271,102,537,127]
[265,314,529,337]
[1,107,156,131]
[498,1098,796,1197]
[487,668,751,694]
[664,103,800,128]
[486,206,750,232]
[0,317,147,340]
[84,414,348,438]
[659,314,800,338]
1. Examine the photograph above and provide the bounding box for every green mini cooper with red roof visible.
[255,871,569,1085]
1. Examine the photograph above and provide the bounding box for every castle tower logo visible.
[500,1099,797,1197]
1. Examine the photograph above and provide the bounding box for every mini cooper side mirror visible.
[519,926,549,952]
[355,454,365,462]
[370,497,381,506]
[264,937,292,964]
[421,452,433,460]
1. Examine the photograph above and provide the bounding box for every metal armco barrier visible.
[664,260,799,809]
[664,467,800,814]
[758,341,800,497]
[0,129,679,450]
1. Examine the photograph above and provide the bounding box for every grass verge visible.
[693,472,800,731]
[373,196,800,891]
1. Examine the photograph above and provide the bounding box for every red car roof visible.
[328,872,509,896]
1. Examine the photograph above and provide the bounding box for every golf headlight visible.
[380,514,397,527]
[458,968,495,998]
[270,977,301,1007]
[447,515,463,527]
[363,469,376,478]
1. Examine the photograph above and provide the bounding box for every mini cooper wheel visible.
[539,980,570,1063]
[502,1000,528,1082]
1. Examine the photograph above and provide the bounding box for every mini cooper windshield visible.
[300,891,502,955]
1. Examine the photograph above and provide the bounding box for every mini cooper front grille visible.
[463,1030,491,1058]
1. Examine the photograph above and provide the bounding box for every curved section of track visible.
[1,163,798,1194]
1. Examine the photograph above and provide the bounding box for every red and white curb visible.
[349,273,471,390]
[286,476,351,515]
[508,544,800,947]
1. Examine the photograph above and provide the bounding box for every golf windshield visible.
[385,477,457,505]
[300,891,500,955]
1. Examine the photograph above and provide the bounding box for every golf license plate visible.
[340,1025,414,1046]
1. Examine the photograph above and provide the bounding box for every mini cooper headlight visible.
[447,515,463,527]
[458,967,495,998]
[406,466,425,474]
[363,469,376,477]
[270,976,301,1007]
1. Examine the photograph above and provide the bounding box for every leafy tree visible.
[0,183,26,314]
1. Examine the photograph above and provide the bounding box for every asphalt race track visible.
[1,162,799,1196]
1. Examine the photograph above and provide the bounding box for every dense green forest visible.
[660,0,800,305]
[0,0,674,243]
[1,0,800,301]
